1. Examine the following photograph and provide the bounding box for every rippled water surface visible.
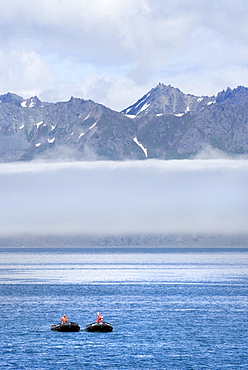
[0,247,247,369]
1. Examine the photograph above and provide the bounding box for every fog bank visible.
[0,159,248,236]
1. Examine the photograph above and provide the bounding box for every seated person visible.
[96,312,103,323]
[61,314,68,324]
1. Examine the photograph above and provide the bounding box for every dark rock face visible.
[0,84,248,161]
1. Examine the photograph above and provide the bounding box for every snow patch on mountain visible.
[133,137,148,157]
[137,102,150,115]
[135,95,149,109]
[89,121,98,130]
[48,138,55,143]
[125,114,136,119]
[36,121,43,128]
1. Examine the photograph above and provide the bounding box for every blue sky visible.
[1,0,248,110]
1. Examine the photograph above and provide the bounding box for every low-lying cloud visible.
[0,159,248,236]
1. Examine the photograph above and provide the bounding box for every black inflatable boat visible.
[85,322,113,332]
[51,322,80,332]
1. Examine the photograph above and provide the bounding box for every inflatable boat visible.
[85,322,113,332]
[51,322,80,332]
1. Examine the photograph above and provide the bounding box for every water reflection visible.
[0,248,247,284]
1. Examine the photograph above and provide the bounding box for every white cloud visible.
[0,0,248,109]
[0,49,55,97]
[0,159,247,236]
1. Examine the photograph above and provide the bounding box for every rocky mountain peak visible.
[122,83,215,116]
[0,92,23,106]
[0,84,248,162]
[216,85,248,105]
[20,96,45,108]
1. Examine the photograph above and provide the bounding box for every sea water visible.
[0,247,247,369]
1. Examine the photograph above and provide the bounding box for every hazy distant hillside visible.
[1,234,248,248]
[1,84,248,161]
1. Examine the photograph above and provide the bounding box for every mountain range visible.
[1,83,248,161]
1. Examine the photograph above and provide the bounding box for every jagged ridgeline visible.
[1,84,248,161]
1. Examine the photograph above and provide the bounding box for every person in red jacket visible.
[61,314,68,324]
[96,312,103,323]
